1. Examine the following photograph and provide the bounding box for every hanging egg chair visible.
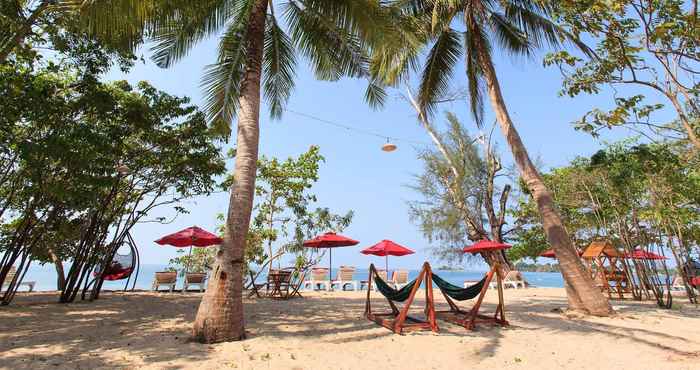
[88,233,140,292]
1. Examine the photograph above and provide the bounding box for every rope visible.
[285,109,430,146]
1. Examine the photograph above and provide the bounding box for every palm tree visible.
[147,0,392,342]
[373,0,612,315]
[0,0,169,63]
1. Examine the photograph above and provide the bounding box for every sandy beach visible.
[1,288,699,370]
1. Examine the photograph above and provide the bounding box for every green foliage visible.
[0,59,225,300]
[147,0,396,136]
[370,0,578,124]
[168,247,217,275]
[408,112,513,265]
[547,0,700,147]
[510,139,700,261]
[224,146,353,270]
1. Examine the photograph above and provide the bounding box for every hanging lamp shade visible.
[382,138,397,152]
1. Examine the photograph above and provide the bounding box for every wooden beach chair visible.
[331,266,358,291]
[302,267,330,291]
[1,266,35,292]
[246,270,267,298]
[287,269,307,299]
[365,262,438,334]
[391,269,409,289]
[182,272,207,292]
[152,271,177,292]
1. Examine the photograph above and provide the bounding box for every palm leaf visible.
[200,4,252,138]
[284,1,369,81]
[149,0,243,68]
[263,13,297,119]
[417,28,462,116]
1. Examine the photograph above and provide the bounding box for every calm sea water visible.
[20,263,564,291]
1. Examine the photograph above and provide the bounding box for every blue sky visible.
[104,36,667,271]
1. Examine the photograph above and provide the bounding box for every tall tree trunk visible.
[477,46,613,316]
[192,0,268,343]
[48,248,66,291]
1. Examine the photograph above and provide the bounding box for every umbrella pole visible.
[329,249,333,291]
[385,255,388,275]
[185,246,193,276]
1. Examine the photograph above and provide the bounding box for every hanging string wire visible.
[284,108,431,146]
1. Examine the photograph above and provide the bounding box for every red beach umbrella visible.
[155,226,223,247]
[463,239,512,255]
[624,249,667,261]
[155,226,222,274]
[361,239,414,273]
[303,232,359,286]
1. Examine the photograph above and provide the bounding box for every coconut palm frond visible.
[263,13,297,119]
[150,0,245,68]
[200,6,252,137]
[418,28,462,116]
[284,1,369,81]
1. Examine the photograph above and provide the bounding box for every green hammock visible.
[432,273,487,301]
[373,272,418,302]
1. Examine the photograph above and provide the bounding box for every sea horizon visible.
[20,262,566,292]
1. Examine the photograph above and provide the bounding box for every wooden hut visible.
[581,241,631,299]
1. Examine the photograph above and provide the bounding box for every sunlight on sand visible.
[1,288,699,370]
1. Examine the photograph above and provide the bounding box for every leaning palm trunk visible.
[192,0,268,343]
[476,46,612,316]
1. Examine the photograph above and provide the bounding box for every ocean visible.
[19,263,565,291]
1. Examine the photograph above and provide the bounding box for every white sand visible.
[1,288,699,369]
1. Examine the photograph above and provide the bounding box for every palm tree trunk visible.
[476,46,612,316]
[192,0,268,343]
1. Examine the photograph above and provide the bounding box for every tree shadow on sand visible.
[2,289,699,369]
[1,291,210,370]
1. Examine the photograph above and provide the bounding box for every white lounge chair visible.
[330,266,358,291]
[152,271,177,292]
[182,272,207,292]
[490,270,526,289]
[361,269,388,291]
[391,269,409,290]
[302,267,330,291]
[1,266,35,292]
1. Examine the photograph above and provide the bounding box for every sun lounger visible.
[391,269,409,290]
[152,271,177,292]
[490,270,525,289]
[302,267,330,291]
[331,265,358,291]
[1,266,35,292]
[182,272,207,292]
[361,269,388,290]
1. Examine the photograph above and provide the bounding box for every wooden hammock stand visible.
[364,262,438,334]
[433,261,508,330]
[582,240,631,299]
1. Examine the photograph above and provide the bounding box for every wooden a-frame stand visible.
[364,262,439,334]
[434,262,509,330]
